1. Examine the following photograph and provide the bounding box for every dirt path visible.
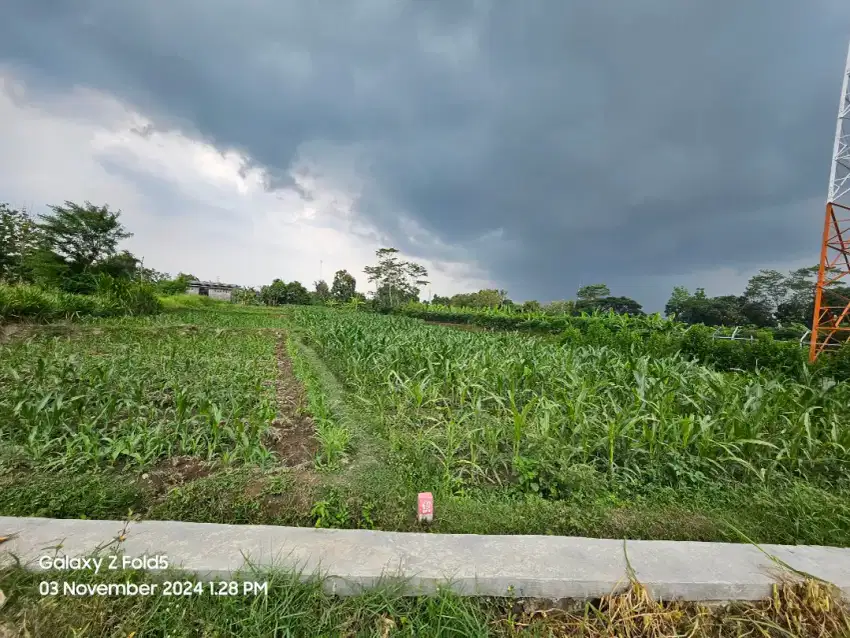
[140,331,319,499]
[265,333,319,466]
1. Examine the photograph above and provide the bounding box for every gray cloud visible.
[3,0,850,309]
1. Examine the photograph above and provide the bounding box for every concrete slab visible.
[1,516,848,601]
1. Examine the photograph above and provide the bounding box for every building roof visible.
[187,280,238,289]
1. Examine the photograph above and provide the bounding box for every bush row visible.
[398,304,850,379]
[558,321,850,379]
[398,304,812,340]
[396,305,678,334]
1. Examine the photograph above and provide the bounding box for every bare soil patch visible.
[0,323,24,343]
[141,456,215,495]
[265,333,319,467]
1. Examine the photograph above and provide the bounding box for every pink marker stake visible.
[417,492,434,523]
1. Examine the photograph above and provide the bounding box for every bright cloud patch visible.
[0,67,496,296]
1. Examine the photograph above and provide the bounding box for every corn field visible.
[0,324,278,470]
[2,302,849,542]
[289,307,850,495]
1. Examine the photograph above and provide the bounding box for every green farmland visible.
[1,301,849,547]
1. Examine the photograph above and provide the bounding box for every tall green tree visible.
[331,269,357,302]
[97,250,140,280]
[664,286,691,318]
[260,279,311,306]
[284,281,311,305]
[28,201,135,292]
[36,201,132,271]
[364,248,429,309]
[313,279,331,303]
[261,279,288,306]
[0,203,37,282]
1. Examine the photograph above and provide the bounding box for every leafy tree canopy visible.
[576,283,610,301]
[364,248,429,309]
[331,269,357,302]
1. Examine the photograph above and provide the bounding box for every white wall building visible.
[185,280,236,301]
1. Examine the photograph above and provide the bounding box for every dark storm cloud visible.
[3,0,850,307]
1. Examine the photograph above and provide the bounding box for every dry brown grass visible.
[503,580,850,637]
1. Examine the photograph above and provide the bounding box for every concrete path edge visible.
[2,516,849,602]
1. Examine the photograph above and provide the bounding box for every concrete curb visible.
[2,516,849,601]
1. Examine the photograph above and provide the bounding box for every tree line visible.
[3,199,846,331]
[243,247,427,309]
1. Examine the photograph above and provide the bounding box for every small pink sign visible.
[417,492,434,523]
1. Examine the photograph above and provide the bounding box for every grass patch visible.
[158,293,226,310]
[0,471,146,520]
[148,467,316,526]
[0,566,846,637]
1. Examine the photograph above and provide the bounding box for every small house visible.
[185,280,237,302]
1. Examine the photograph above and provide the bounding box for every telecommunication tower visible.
[810,41,850,361]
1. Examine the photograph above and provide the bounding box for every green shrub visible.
[0,279,161,322]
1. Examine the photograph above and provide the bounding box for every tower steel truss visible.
[810,42,850,361]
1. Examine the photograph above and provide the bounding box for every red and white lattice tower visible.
[810,41,850,361]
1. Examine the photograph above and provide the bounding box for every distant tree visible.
[521,300,541,313]
[364,248,429,309]
[585,296,644,316]
[373,282,419,307]
[737,265,850,327]
[677,294,747,327]
[139,267,169,284]
[447,292,476,307]
[96,250,140,280]
[476,289,509,308]
[576,283,610,301]
[431,294,451,306]
[284,281,311,305]
[740,298,776,327]
[743,269,787,315]
[0,203,37,282]
[544,300,576,315]
[233,287,260,305]
[445,289,508,309]
[157,272,197,296]
[261,278,288,306]
[331,269,357,303]
[313,279,331,303]
[664,286,691,318]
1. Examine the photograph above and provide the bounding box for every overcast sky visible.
[2,1,850,310]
